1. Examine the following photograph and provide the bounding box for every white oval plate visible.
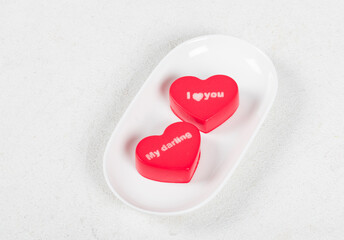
[103,35,278,215]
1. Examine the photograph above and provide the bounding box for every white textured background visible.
[1,0,344,239]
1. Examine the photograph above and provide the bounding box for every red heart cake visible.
[169,75,239,133]
[135,122,201,183]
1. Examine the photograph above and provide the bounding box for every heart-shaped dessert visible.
[169,75,239,133]
[135,122,201,183]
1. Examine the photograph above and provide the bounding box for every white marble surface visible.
[1,0,344,239]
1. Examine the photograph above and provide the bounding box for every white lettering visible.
[187,92,190,99]
[187,91,224,101]
[204,92,210,100]
[145,132,193,159]
[154,150,160,157]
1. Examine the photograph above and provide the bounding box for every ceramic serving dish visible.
[103,35,278,215]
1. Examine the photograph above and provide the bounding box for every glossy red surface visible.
[169,75,239,133]
[135,122,201,183]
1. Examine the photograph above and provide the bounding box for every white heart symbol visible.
[193,93,203,101]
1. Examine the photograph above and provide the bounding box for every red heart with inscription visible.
[135,122,201,183]
[169,75,239,133]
